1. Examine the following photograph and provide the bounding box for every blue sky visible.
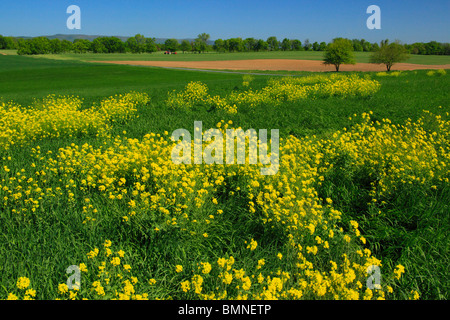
[0,0,448,43]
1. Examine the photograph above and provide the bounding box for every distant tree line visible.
[0,34,159,55]
[0,33,448,56]
[212,36,450,55]
[20,35,157,55]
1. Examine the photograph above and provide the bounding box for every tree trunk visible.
[387,64,392,72]
[335,64,340,72]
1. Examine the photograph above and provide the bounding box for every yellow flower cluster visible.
[166,81,209,110]
[324,110,450,202]
[426,69,446,77]
[165,74,380,113]
[376,71,402,77]
[3,108,446,299]
[0,92,149,151]
[242,74,255,87]
[57,240,150,300]
[4,277,36,300]
[178,249,384,300]
[98,91,149,123]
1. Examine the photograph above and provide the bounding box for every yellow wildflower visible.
[58,283,69,294]
[16,277,30,289]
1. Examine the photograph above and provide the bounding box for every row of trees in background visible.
[0,33,210,55]
[213,37,363,53]
[0,35,159,55]
[212,37,450,55]
[0,33,449,56]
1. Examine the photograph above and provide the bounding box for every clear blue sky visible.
[0,0,448,43]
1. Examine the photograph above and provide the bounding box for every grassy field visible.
[0,55,244,107]
[0,53,449,300]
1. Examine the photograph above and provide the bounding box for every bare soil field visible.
[93,59,450,72]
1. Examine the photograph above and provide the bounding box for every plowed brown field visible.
[94,59,450,72]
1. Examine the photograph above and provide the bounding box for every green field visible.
[0,53,449,300]
[0,55,245,107]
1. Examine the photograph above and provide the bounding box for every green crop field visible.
[0,53,449,300]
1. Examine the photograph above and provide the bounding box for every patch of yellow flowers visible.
[2,107,446,300]
[0,91,149,151]
[165,74,380,113]
[376,71,402,77]
[327,110,450,202]
[426,69,446,77]
[54,240,151,300]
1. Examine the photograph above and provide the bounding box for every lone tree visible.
[323,38,356,72]
[369,41,409,71]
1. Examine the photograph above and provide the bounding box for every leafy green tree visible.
[424,41,443,55]
[281,38,291,51]
[127,34,147,53]
[92,38,107,53]
[180,39,192,53]
[30,37,49,54]
[254,39,268,52]
[410,42,426,55]
[197,33,210,44]
[323,38,356,72]
[73,39,91,53]
[369,41,409,71]
[303,39,312,51]
[145,38,158,53]
[291,39,302,51]
[352,39,363,51]
[192,38,206,53]
[226,38,244,52]
[3,36,18,49]
[37,37,52,53]
[0,35,6,49]
[371,42,380,52]
[213,39,226,52]
[360,39,370,52]
[135,34,147,51]
[165,38,179,52]
[312,41,320,51]
[442,43,450,55]
[126,37,138,53]
[318,42,327,51]
[61,40,73,53]
[17,39,32,55]
[49,39,62,54]
[267,36,279,51]
[194,33,210,53]
[105,37,125,53]
[243,38,257,52]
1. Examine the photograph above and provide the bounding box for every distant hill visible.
[15,34,214,45]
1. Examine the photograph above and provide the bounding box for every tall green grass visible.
[0,55,449,299]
